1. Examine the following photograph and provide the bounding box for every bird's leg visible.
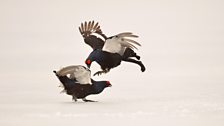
[72,95,78,102]
[128,51,140,60]
[82,98,97,102]
[93,69,110,76]
[133,53,141,60]
[123,58,146,72]
[123,48,141,60]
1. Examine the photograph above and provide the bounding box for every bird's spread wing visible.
[79,21,107,50]
[102,32,141,55]
[56,65,92,84]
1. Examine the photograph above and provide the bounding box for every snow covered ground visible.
[1,64,224,126]
[1,0,224,125]
[1,75,224,126]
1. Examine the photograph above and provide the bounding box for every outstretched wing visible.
[79,21,107,50]
[102,32,141,55]
[56,65,92,84]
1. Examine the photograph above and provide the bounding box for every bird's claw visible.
[72,95,77,102]
[93,71,103,76]
[82,98,97,102]
[136,55,141,60]
[84,100,97,102]
[140,62,146,72]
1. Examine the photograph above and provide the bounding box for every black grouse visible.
[53,65,111,102]
[79,21,146,76]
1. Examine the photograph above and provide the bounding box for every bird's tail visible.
[53,70,76,90]
[116,32,141,50]
[55,65,81,77]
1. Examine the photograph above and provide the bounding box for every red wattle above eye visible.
[86,59,91,65]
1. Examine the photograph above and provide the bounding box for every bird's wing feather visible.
[56,65,92,84]
[79,21,107,50]
[102,32,141,55]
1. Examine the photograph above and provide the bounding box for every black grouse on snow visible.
[79,21,146,76]
[53,65,111,102]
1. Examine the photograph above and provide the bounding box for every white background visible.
[0,0,224,125]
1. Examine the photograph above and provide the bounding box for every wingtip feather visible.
[117,32,139,38]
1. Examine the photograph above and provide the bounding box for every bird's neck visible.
[92,82,106,94]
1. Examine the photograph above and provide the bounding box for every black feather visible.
[79,21,107,50]
[85,48,146,75]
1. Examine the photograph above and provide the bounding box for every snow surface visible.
[1,0,224,126]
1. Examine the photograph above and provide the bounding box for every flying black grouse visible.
[79,21,146,76]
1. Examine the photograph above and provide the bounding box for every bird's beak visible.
[87,64,91,69]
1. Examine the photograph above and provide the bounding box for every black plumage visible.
[79,21,107,49]
[85,49,122,75]
[53,66,111,102]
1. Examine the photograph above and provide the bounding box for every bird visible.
[79,21,146,76]
[53,65,112,102]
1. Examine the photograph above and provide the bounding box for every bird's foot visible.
[93,71,104,76]
[132,52,141,60]
[82,98,97,102]
[72,95,78,102]
[93,69,110,76]
[136,55,141,60]
[140,62,146,72]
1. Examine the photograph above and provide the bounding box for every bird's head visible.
[85,49,101,68]
[92,80,112,94]
[85,59,92,68]
[105,81,112,88]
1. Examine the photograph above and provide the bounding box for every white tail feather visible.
[120,40,138,49]
[56,65,91,84]
[123,38,141,46]
[102,32,141,55]
[117,32,139,38]
[57,66,80,76]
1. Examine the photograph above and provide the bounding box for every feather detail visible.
[79,21,106,49]
[84,21,87,32]
[56,65,92,84]
[79,21,104,36]
[96,26,101,31]
[81,23,84,33]
[57,65,80,76]
[117,32,139,38]
[90,21,94,30]
[122,38,141,46]
[117,32,141,49]
[120,40,137,50]
[93,22,99,30]
[102,32,141,55]
[87,21,91,31]
[78,27,82,34]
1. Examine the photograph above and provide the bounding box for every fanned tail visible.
[117,32,141,50]
[56,65,82,76]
